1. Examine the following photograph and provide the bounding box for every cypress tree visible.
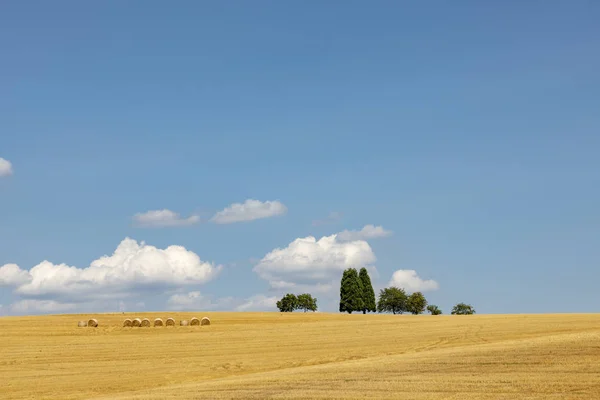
[359,267,376,314]
[339,268,364,313]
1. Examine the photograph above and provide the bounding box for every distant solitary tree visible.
[359,267,376,314]
[427,305,442,315]
[339,268,364,314]
[276,294,298,312]
[406,292,427,315]
[377,287,407,314]
[451,303,475,315]
[296,293,318,312]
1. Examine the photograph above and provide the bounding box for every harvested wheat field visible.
[1,313,600,400]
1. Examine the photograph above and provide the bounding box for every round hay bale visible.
[78,320,87,327]
[132,318,142,327]
[201,317,211,326]
[122,319,132,327]
[88,319,98,328]
[165,318,175,327]
[141,318,151,327]
[154,318,164,327]
[180,320,189,326]
[190,317,200,326]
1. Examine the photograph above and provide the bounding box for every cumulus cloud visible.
[133,209,200,227]
[211,199,287,224]
[312,211,343,226]
[234,294,278,312]
[337,225,392,242]
[388,269,439,293]
[254,233,376,291]
[0,157,13,177]
[0,264,31,286]
[0,238,221,303]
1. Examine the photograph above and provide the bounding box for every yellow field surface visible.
[1,312,600,399]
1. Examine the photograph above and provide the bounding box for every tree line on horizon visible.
[276,267,475,315]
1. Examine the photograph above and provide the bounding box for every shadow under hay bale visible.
[123,319,132,327]
[132,318,142,327]
[180,320,189,326]
[141,318,151,327]
[78,321,87,327]
[88,319,98,328]
[165,318,175,327]
[154,318,164,327]
[190,317,200,326]
[201,317,211,326]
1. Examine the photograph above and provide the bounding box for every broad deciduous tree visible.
[406,292,427,315]
[427,304,442,315]
[377,287,407,314]
[451,302,475,315]
[296,293,318,312]
[276,293,298,312]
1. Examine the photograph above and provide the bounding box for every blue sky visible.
[1,1,599,315]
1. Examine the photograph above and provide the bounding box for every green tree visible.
[451,302,475,315]
[339,268,364,314]
[376,287,407,314]
[406,292,427,315]
[276,293,298,312]
[427,305,442,315]
[296,293,318,312]
[359,267,376,314]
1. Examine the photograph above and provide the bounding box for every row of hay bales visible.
[123,317,210,327]
[77,317,211,328]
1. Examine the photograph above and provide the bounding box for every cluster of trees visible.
[276,293,318,312]
[275,267,476,316]
[338,268,475,316]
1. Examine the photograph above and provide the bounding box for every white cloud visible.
[254,233,376,291]
[0,157,13,177]
[312,211,343,226]
[234,294,278,312]
[0,238,221,302]
[133,209,200,227]
[388,269,439,293]
[337,225,392,242]
[0,264,31,286]
[211,199,287,224]
[10,299,78,314]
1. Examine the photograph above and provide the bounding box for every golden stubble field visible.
[1,312,600,399]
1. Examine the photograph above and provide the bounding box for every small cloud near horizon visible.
[132,209,200,227]
[211,199,287,224]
